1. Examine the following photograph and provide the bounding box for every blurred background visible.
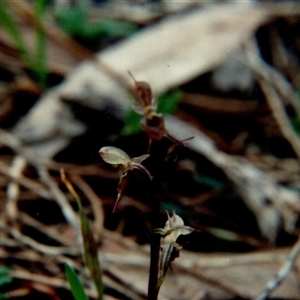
[1,0,300,299]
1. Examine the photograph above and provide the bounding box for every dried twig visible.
[0,235,19,247]
[0,220,77,256]
[19,212,78,249]
[254,235,300,300]
[0,128,78,230]
[71,175,105,240]
[5,156,27,222]
[0,160,51,199]
[244,40,300,160]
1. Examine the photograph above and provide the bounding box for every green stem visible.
[0,1,31,63]
[33,0,48,88]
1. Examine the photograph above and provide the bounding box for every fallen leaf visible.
[97,3,270,93]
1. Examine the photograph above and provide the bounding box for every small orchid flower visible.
[162,211,194,248]
[154,211,194,288]
[99,146,152,211]
[128,71,157,119]
[128,72,193,151]
[99,146,152,179]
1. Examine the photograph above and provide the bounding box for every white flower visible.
[163,211,194,248]
[99,146,152,212]
[156,211,194,287]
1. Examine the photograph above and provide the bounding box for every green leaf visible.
[65,263,89,300]
[0,267,11,300]
[77,198,103,300]
[0,267,11,286]
[0,1,49,88]
[122,90,182,136]
[292,115,300,134]
[55,6,87,37]
[56,5,137,41]
[157,90,182,115]
[33,0,48,87]
[61,172,103,300]
[0,1,31,62]
[96,19,137,38]
[121,109,143,136]
[0,267,9,276]
[0,275,11,287]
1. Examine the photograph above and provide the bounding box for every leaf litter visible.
[1,1,300,299]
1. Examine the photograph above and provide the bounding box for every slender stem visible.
[34,0,48,88]
[147,233,161,300]
[147,151,163,300]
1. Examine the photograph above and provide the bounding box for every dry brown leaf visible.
[97,3,270,93]
[182,93,266,115]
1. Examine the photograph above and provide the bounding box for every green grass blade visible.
[56,5,137,41]
[0,1,31,63]
[0,267,11,286]
[65,263,89,300]
[33,0,48,87]
[0,267,12,300]
[61,172,103,300]
[77,198,104,300]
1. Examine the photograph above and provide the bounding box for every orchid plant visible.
[98,74,194,300]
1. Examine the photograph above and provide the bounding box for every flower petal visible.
[99,146,130,165]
